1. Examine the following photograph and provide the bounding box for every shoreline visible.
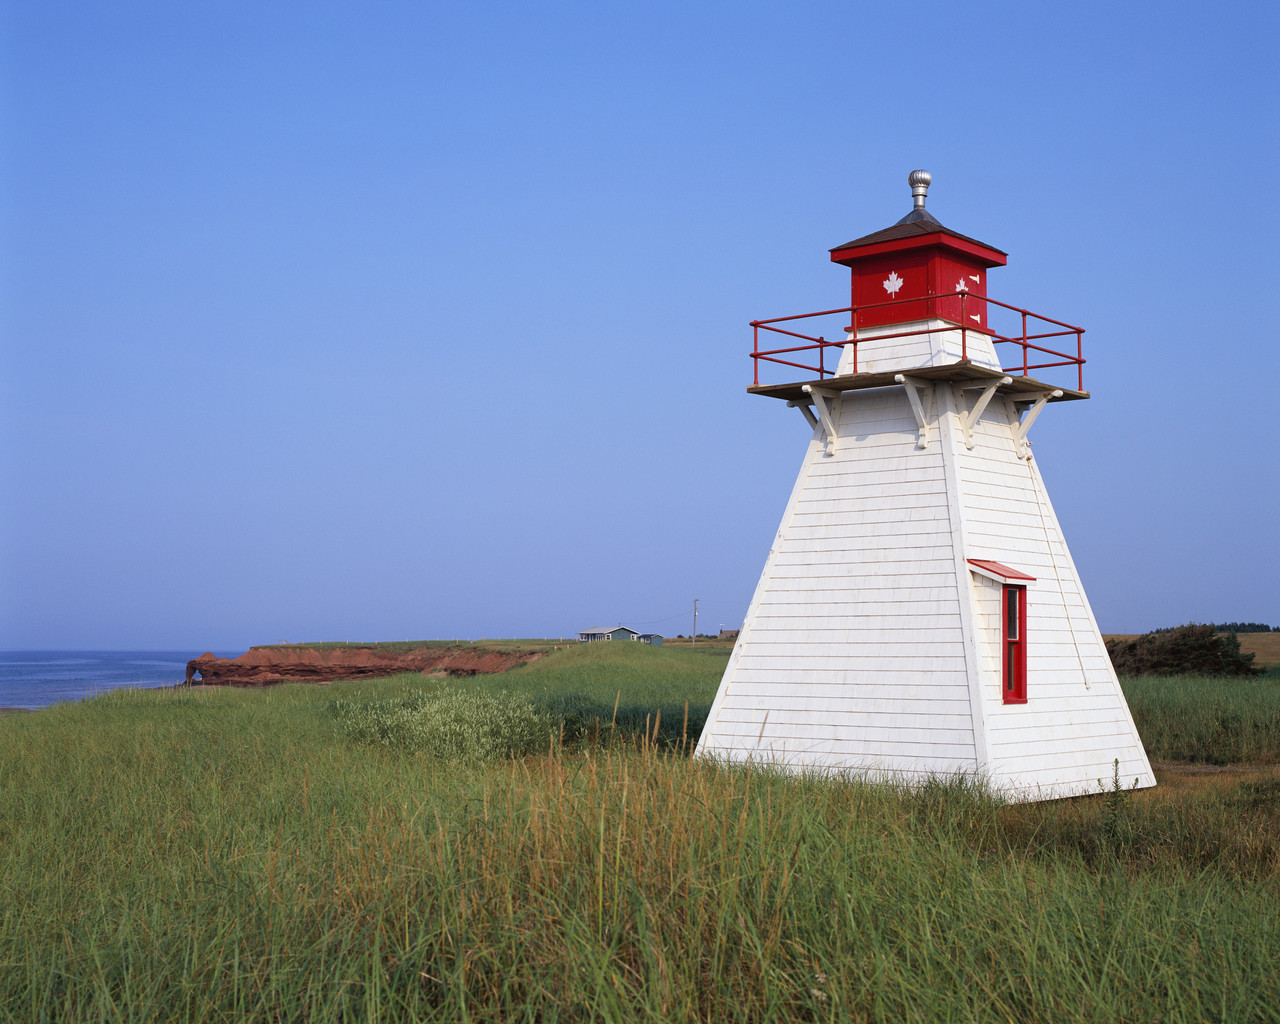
[0,679,186,715]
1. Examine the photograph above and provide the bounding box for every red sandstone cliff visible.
[185,644,542,687]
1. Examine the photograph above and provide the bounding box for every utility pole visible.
[692,599,698,647]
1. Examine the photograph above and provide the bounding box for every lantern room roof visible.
[829,170,1007,267]
[830,214,1005,257]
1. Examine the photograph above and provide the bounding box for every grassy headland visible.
[1,643,1277,1022]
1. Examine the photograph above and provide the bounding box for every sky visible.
[1,1,1277,650]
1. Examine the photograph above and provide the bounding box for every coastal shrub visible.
[1106,623,1260,677]
[531,690,707,749]
[332,690,554,763]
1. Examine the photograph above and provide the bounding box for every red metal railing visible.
[749,292,1086,391]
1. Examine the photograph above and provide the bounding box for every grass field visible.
[255,636,735,653]
[2,643,1278,1022]
[254,637,577,652]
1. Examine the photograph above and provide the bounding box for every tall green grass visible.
[343,641,724,749]
[1,649,1278,1021]
[1123,673,1280,763]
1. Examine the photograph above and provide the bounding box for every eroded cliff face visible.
[185,645,542,687]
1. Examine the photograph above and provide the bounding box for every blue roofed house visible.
[577,626,639,643]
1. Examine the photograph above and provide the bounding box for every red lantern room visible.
[748,170,1087,396]
[829,171,1007,333]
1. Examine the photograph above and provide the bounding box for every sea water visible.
[0,651,237,711]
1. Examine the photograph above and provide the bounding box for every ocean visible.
[0,651,238,711]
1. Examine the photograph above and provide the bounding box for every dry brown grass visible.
[1240,631,1280,668]
[1149,762,1280,794]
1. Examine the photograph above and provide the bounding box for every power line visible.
[611,607,696,627]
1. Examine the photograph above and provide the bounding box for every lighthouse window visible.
[1002,584,1027,704]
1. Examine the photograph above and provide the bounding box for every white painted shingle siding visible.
[835,321,1003,376]
[697,369,1154,802]
[950,394,1150,796]
[700,387,979,778]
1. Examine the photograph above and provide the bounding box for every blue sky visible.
[2,1,1276,650]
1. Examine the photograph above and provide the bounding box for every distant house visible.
[578,626,638,643]
[718,629,740,640]
[635,634,664,646]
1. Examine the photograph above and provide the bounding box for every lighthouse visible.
[696,171,1154,801]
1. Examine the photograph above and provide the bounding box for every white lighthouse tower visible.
[697,171,1154,801]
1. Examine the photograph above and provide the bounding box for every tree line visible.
[1147,622,1277,634]
[1106,623,1261,676]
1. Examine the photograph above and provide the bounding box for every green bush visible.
[1106,623,1260,677]
[331,689,555,763]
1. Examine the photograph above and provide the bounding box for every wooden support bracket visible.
[958,376,1012,449]
[786,398,818,431]
[1013,389,1062,458]
[893,374,934,449]
[801,385,840,455]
